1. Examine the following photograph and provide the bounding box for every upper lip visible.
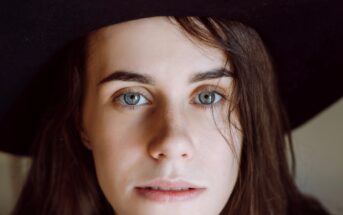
[136,179,206,189]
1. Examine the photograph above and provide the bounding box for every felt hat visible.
[1,0,342,156]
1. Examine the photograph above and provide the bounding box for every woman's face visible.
[82,16,242,215]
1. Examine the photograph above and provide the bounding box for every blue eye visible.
[194,91,223,105]
[112,87,225,111]
[117,92,149,106]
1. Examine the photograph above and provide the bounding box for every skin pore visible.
[81,16,242,215]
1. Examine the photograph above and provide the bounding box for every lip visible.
[135,179,207,203]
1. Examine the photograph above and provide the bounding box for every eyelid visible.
[189,85,228,109]
[111,85,228,110]
[111,87,152,107]
[189,85,227,101]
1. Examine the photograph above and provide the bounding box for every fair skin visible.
[82,16,242,215]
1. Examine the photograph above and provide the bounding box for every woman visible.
[9,16,331,214]
[2,0,342,214]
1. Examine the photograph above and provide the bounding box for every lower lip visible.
[135,187,206,203]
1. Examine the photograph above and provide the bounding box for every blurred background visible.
[0,98,342,215]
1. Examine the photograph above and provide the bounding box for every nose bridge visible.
[147,100,194,161]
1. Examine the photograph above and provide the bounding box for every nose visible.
[148,131,193,161]
[147,108,194,161]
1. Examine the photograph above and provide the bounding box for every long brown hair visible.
[13,16,329,215]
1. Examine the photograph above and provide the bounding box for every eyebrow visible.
[97,67,234,87]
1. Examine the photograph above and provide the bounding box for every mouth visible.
[135,179,206,203]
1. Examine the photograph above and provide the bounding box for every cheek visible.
[192,109,242,205]
[89,109,149,200]
[197,125,241,202]
[90,107,148,152]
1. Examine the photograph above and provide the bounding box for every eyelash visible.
[111,86,227,111]
[190,86,226,110]
[112,88,151,110]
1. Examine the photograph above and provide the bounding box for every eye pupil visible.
[199,91,214,104]
[124,93,140,105]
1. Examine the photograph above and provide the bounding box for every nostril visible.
[182,153,188,158]
[156,153,188,159]
[157,153,165,159]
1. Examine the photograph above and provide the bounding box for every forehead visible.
[85,16,228,83]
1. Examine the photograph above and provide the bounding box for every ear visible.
[80,127,92,150]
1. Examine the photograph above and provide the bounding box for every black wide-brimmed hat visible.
[1,0,342,156]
